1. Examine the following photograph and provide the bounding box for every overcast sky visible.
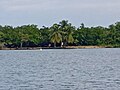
[0,0,120,27]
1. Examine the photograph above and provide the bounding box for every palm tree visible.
[63,25,74,46]
[50,24,62,47]
[59,20,68,29]
[59,20,75,46]
[50,31,62,47]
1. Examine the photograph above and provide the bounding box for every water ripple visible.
[0,48,120,90]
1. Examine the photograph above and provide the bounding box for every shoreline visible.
[0,46,119,50]
[66,46,105,49]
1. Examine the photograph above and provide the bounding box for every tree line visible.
[0,20,120,48]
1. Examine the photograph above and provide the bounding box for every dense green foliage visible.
[0,20,120,48]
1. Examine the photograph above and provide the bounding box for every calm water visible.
[0,48,120,90]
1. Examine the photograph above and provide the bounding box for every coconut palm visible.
[50,24,62,47]
[50,31,62,47]
[59,20,68,29]
[59,20,75,46]
[63,25,75,45]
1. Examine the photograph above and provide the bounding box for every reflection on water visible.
[0,48,120,90]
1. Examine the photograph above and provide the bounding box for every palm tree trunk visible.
[54,42,56,48]
[20,42,23,49]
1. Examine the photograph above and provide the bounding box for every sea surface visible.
[0,48,120,90]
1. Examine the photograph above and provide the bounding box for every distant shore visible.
[66,45,120,49]
[0,45,119,50]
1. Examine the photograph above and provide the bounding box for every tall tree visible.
[59,20,75,46]
[50,24,62,47]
